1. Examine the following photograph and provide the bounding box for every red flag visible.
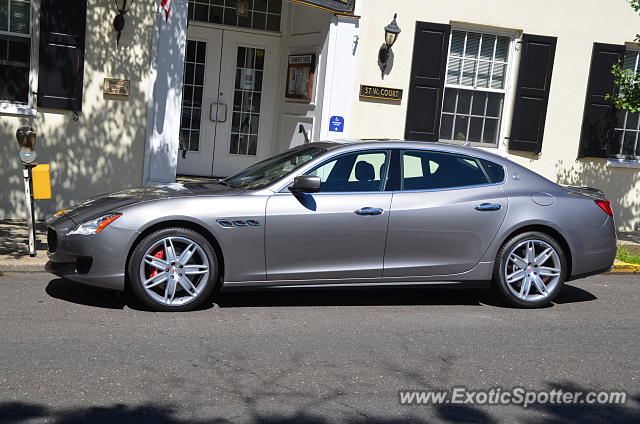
[161,0,171,22]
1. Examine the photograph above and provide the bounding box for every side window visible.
[478,158,505,183]
[401,150,489,190]
[306,151,389,192]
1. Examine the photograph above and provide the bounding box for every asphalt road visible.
[0,272,638,424]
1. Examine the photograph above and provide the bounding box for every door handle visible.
[475,203,502,211]
[355,207,384,216]
[210,103,228,123]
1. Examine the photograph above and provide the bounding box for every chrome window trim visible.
[268,145,507,193]
[274,148,392,194]
[398,149,507,192]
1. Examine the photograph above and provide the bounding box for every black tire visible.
[493,231,567,308]
[128,227,218,312]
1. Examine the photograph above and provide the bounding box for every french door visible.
[178,26,279,177]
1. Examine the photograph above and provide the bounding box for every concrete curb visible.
[0,253,48,273]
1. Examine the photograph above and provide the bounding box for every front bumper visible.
[46,216,139,291]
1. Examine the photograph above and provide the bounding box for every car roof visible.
[310,139,508,164]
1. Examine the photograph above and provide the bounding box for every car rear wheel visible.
[493,231,567,308]
[128,227,218,312]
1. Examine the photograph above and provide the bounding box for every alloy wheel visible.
[504,239,562,303]
[138,236,210,306]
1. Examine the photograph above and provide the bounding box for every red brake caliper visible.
[149,249,165,278]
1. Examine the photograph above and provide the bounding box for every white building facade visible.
[0,0,639,230]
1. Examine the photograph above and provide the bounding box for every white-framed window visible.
[440,29,514,146]
[613,49,640,158]
[0,0,36,115]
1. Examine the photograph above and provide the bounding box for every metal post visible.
[22,165,36,257]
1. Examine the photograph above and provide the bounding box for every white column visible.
[319,14,360,141]
[143,0,188,184]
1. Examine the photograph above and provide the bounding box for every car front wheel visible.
[128,227,218,312]
[493,231,567,308]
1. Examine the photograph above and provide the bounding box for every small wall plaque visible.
[359,84,403,101]
[103,78,130,96]
[285,54,316,102]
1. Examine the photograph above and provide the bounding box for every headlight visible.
[67,213,122,235]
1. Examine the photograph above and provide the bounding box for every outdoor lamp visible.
[378,13,401,68]
[113,0,133,46]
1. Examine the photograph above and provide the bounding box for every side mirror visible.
[289,175,321,194]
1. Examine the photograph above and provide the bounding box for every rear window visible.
[401,150,489,190]
[478,158,505,183]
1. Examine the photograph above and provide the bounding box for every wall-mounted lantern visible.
[378,13,401,75]
[113,0,133,46]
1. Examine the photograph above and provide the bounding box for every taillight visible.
[595,200,613,216]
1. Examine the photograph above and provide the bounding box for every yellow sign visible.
[359,84,403,101]
[32,164,52,200]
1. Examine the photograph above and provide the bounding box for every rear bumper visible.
[45,217,138,291]
[568,216,617,280]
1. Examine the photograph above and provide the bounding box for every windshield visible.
[224,145,327,190]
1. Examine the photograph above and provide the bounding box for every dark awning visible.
[289,0,356,15]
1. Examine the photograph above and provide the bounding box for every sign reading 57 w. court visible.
[289,0,356,14]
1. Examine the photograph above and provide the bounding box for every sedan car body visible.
[46,141,617,310]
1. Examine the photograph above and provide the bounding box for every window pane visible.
[440,114,454,140]
[495,36,510,62]
[469,117,483,142]
[478,159,505,183]
[307,151,389,193]
[0,34,29,103]
[447,57,462,84]
[9,0,29,34]
[401,150,488,191]
[623,51,638,72]
[610,130,624,156]
[7,36,28,62]
[461,59,476,86]
[486,92,503,117]
[465,33,480,58]
[625,112,639,130]
[491,63,506,89]
[483,119,498,143]
[456,89,471,114]
[476,60,491,88]
[179,40,206,152]
[471,91,487,115]
[443,88,457,113]
[622,131,637,156]
[230,46,265,155]
[480,34,495,60]
[454,116,469,141]
[450,31,465,57]
[0,0,7,32]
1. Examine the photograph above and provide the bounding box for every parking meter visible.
[16,126,38,256]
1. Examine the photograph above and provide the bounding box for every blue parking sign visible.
[329,116,344,132]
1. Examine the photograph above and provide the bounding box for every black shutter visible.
[404,22,451,141]
[509,34,557,154]
[37,0,87,110]
[577,43,626,158]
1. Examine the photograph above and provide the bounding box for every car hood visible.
[50,182,243,225]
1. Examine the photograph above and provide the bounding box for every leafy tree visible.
[610,0,640,112]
